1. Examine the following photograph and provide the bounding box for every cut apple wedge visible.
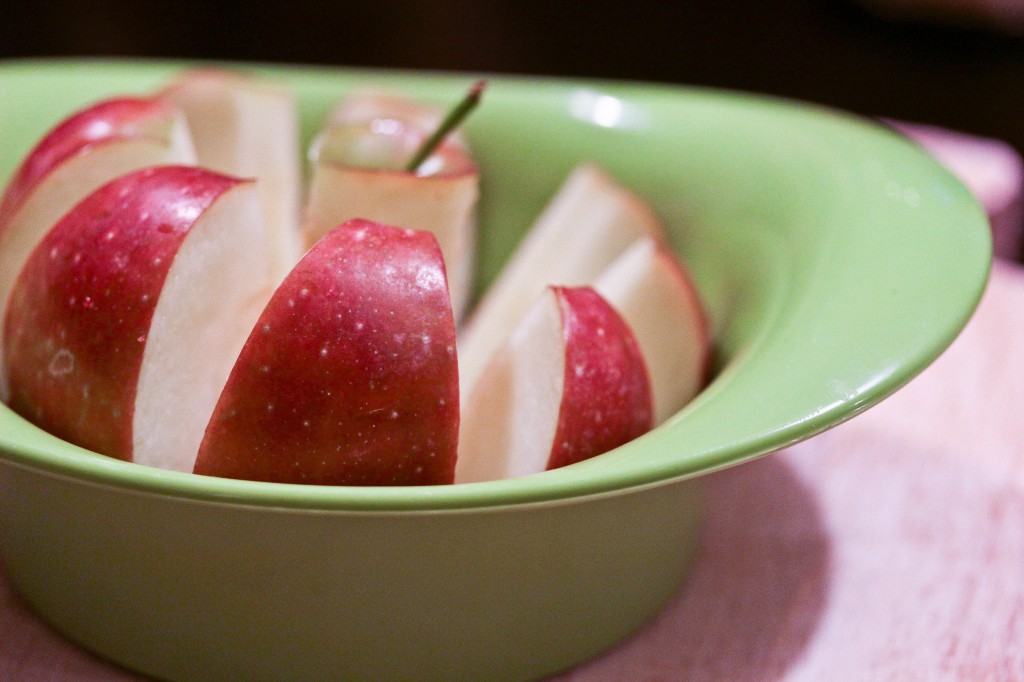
[193,219,459,486]
[303,90,479,320]
[594,237,711,424]
[0,96,196,394]
[3,166,274,472]
[162,69,303,282]
[457,163,668,394]
[456,286,653,484]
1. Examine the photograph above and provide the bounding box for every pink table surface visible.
[2,261,1022,681]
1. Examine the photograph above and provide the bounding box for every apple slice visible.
[457,163,668,394]
[303,91,479,320]
[162,69,303,283]
[3,166,273,472]
[594,237,712,424]
[0,97,196,395]
[193,219,459,486]
[456,286,652,484]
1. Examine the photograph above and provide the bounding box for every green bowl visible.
[0,59,990,682]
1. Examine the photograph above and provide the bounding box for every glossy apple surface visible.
[194,219,459,486]
[457,286,652,483]
[0,97,195,395]
[3,166,272,471]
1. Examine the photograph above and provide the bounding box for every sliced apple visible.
[457,163,668,395]
[456,286,653,484]
[3,166,273,472]
[193,219,459,486]
[162,69,303,282]
[303,90,479,320]
[593,237,711,424]
[0,97,196,395]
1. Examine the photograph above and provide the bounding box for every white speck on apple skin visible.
[319,345,329,357]
[299,287,310,297]
[415,264,442,292]
[260,365,270,373]
[47,349,75,377]
[261,323,271,334]
[266,403,274,412]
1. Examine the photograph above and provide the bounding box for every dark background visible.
[1,0,1022,154]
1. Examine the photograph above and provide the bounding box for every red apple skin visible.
[547,286,653,470]
[3,166,244,460]
[193,219,459,486]
[0,97,181,231]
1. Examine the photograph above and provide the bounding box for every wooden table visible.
[2,260,1021,681]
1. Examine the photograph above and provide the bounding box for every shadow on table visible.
[555,451,831,681]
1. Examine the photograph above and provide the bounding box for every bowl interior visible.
[0,59,991,510]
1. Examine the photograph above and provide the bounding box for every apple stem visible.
[405,80,486,173]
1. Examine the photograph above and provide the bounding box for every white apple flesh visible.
[594,237,712,424]
[457,286,652,483]
[303,91,479,320]
[162,69,304,283]
[0,97,196,395]
[457,163,668,395]
[193,219,460,486]
[3,166,273,471]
